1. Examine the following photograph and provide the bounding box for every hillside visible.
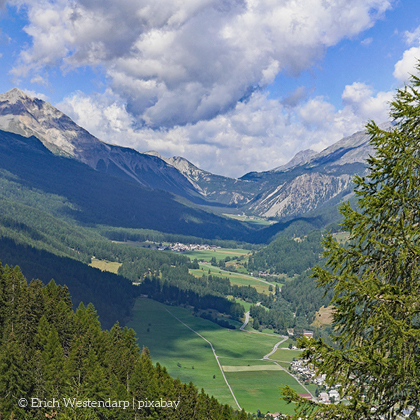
[0,88,378,222]
[0,263,246,419]
[146,151,259,206]
[0,88,204,202]
[0,129,255,240]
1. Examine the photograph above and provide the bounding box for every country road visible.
[164,304,315,410]
[240,311,250,330]
[263,341,315,400]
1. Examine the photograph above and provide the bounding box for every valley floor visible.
[128,297,310,415]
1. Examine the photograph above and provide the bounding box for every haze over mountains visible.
[0,88,377,224]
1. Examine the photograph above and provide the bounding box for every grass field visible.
[128,297,304,414]
[311,305,334,328]
[222,364,282,372]
[270,348,303,363]
[332,231,349,244]
[222,214,273,226]
[278,338,295,348]
[190,264,273,294]
[232,298,253,312]
[224,370,306,414]
[89,258,122,274]
[183,248,251,262]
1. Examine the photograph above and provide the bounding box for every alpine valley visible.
[0,88,378,418]
[0,88,376,227]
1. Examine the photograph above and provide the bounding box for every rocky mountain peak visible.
[0,89,201,200]
[273,149,317,172]
[0,88,30,104]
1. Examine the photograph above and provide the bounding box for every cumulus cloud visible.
[22,89,49,101]
[342,82,393,122]
[394,25,420,82]
[13,0,393,128]
[59,82,392,178]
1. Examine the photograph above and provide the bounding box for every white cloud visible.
[22,89,49,101]
[394,46,420,82]
[342,82,393,122]
[59,82,392,178]
[12,0,393,128]
[404,26,420,46]
[361,37,373,46]
[393,25,420,82]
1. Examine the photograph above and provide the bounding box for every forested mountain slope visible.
[0,88,205,203]
[0,264,247,419]
[0,129,254,240]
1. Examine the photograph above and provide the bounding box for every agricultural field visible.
[190,264,274,294]
[224,370,307,413]
[128,297,306,415]
[270,348,304,363]
[183,247,251,262]
[89,258,122,274]
[222,214,274,226]
[332,231,350,244]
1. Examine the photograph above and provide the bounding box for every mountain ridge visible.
[0,89,204,202]
[0,88,383,221]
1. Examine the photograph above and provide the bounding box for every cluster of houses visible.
[289,359,342,404]
[290,358,317,382]
[264,412,287,419]
[318,389,341,404]
[154,242,221,252]
[286,328,314,339]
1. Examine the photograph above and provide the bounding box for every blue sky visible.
[0,0,419,177]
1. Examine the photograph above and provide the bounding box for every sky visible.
[1,0,420,178]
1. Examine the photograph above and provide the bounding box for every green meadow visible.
[89,258,122,274]
[270,348,303,363]
[190,264,273,294]
[222,214,273,226]
[128,297,306,415]
[183,247,251,262]
[223,370,306,414]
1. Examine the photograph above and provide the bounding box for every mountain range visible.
[0,88,378,231]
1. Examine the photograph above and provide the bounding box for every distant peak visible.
[0,88,31,104]
[143,150,172,165]
[273,149,317,172]
[144,150,164,158]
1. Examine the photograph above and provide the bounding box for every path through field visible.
[163,305,314,411]
[263,342,315,399]
[164,307,242,410]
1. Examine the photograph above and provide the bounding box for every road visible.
[165,304,315,410]
[239,311,250,331]
[262,341,315,400]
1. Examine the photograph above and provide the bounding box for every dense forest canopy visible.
[248,231,323,276]
[0,263,248,420]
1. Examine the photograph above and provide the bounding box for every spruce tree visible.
[0,333,26,419]
[282,63,420,418]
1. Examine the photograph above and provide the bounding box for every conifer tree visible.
[282,63,420,419]
[0,333,26,419]
[43,327,66,397]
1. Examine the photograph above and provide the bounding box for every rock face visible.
[241,126,386,218]
[0,88,381,220]
[145,152,258,206]
[272,149,317,172]
[248,172,353,218]
[0,88,200,201]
